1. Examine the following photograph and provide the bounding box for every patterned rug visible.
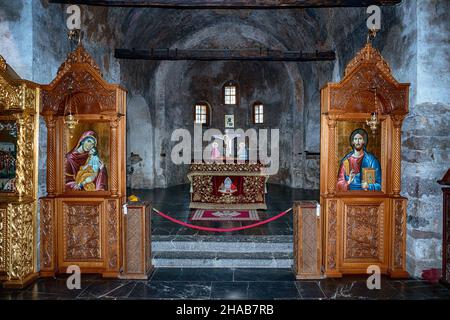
[191,209,260,221]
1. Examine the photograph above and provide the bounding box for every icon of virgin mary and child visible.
[65,131,108,191]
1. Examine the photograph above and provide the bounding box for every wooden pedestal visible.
[293,201,323,279]
[120,202,153,280]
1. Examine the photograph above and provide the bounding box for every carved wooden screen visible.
[40,44,126,278]
[320,43,409,278]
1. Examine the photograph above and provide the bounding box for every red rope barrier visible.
[152,208,292,233]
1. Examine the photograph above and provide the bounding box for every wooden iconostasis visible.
[320,43,410,278]
[40,44,126,278]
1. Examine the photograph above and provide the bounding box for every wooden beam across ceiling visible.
[49,0,401,9]
[114,48,336,62]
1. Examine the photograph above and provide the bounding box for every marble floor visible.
[130,183,319,236]
[1,268,449,300]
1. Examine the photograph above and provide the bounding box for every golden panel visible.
[7,202,35,281]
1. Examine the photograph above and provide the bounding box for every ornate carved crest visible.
[42,44,122,115]
[55,44,102,82]
[344,43,392,79]
[323,43,409,115]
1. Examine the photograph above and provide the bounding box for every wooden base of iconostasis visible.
[2,272,39,289]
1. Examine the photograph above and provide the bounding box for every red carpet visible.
[191,209,259,221]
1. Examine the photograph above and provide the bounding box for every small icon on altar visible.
[218,177,237,194]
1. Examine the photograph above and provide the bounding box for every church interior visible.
[0,0,449,303]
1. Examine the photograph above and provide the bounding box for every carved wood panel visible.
[107,199,119,270]
[327,200,337,271]
[62,202,102,261]
[344,203,384,261]
[125,207,143,274]
[393,199,406,269]
[40,199,54,271]
[294,201,321,278]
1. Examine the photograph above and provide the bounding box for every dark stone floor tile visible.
[295,281,327,299]
[394,284,450,300]
[210,282,249,300]
[317,278,402,300]
[77,280,133,299]
[26,278,92,298]
[151,268,234,282]
[128,281,211,300]
[247,282,300,300]
[233,268,295,282]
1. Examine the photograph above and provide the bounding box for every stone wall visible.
[380,0,450,277]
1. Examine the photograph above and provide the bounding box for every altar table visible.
[187,162,269,210]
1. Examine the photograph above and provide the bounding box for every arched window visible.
[253,102,264,124]
[223,80,238,105]
[194,103,210,126]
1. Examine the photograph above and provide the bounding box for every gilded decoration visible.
[191,176,265,204]
[63,204,101,260]
[188,162,268,209]
[14,114,37,199]
[189,162,266,174]
[0,208,6,272]
[0,55,39,287]
[345,204,383,260]
[40,199,53,270]
[7,202,35,280]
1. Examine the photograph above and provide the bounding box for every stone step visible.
[151,235,294,268]
[152,251,293,268]
[152,240,293,253]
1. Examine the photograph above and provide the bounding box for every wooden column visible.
[327,117,337,195]
[110,118,119,197]
[45,115,57,197]
[392,116,403,197]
